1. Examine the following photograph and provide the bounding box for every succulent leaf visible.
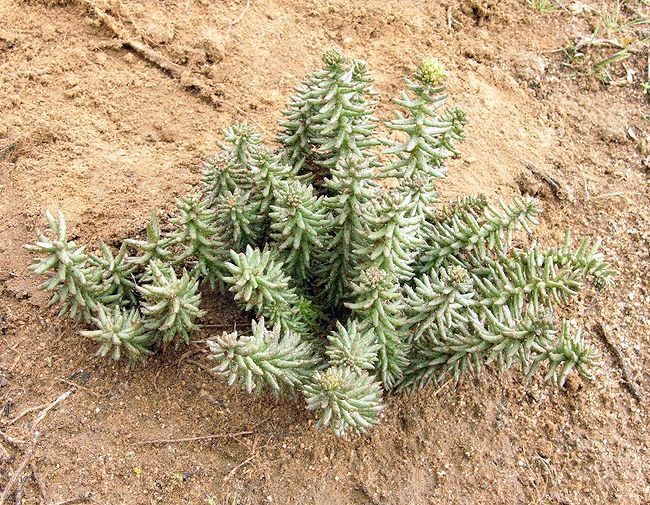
[207,318,318,394]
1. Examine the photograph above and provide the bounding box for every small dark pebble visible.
[67,369,92,385]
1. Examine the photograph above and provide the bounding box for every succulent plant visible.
[26,51,615,439]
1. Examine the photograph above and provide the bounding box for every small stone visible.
[94,52,107,65]
[0,30,17,50]
[512,54,546,83]
[65,74,79,87]
[63,88,80,99]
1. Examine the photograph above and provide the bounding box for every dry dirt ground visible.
[1,0,649,503]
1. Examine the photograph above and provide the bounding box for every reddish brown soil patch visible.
[1,0,648,503]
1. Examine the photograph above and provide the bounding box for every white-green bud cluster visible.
[81,305,153,364]
[137,261,205,346]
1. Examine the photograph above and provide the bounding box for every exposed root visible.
[80,0,268,133]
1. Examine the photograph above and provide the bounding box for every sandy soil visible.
[1,0,649,503]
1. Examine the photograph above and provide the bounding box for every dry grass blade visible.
[223,454,255,482]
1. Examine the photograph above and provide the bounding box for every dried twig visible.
[201,321,250,329]
[0,141,17,162]
[134,430,254,446]
[51,492,93,505]
[358,483,381,505]
[31,390,74,430]
[13,473,26,505]
[524,162,563,198]
[57,378,100,399]
[223,454,255,482]
[591,191,628,200]
[594,322,643,402]
[0,432,40,505]
[4,403,49,426]
[0,430,25,447]
[224,434,263,481]
[1,390,87,505]
[186,359,212,372]
[445,7,463,30]
[30,462,48,503]
[85,1,185,78]
[551,0,569,12]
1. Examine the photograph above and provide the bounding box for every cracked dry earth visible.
[1,0,649,503]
